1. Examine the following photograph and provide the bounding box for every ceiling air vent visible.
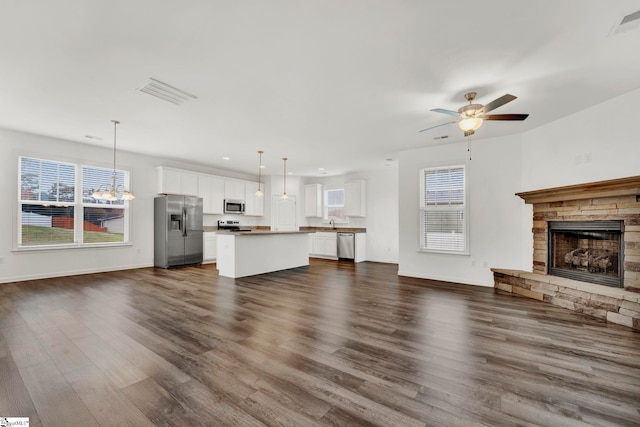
[137,78,197,106]
[609,10,640,35]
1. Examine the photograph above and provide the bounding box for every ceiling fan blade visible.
[419,121,457,132]
[482,113,529,121]
[479,94,517,114]
[430,108,460,117]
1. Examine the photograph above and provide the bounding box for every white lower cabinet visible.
[203,232,217,263]
[309,231,366,262]
[355,233,366,263]
[309,232,338,258]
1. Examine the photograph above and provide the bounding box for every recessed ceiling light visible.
[260,165,266,169]
[318,167,325,171]
[287,172,293,175]
[222,156,230,160]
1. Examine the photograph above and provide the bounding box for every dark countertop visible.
[203,226,270,232]
[205,226,366,233]
[300,226,366,233]
[215,230,313,236]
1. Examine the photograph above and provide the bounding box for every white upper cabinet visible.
[304,183,323,217]
[344,180,366,217]
[157,166,198,196]
[244,181,264,216]
[198,175,225,214]
[224,180,246,200]
[157,167,263,216]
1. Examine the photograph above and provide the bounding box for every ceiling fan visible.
[419,92,529,136]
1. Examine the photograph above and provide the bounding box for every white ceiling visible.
[1,0,640,177]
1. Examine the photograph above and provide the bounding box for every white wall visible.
[0,128,257,284]
[521,87,640,191]
[397,87,640,287]
[398,134,525,286]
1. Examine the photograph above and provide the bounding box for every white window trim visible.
[418,165,469,255]
[17,156,133,251]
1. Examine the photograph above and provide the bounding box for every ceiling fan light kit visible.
[458,117,483,132]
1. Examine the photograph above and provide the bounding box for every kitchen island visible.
[216,230,313,278]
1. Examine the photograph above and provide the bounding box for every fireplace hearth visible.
[548,221,623,287]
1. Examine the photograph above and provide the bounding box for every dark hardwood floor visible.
[1,259,639,426]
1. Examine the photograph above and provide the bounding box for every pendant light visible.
[91,120,135,201]
[281,157,288,199]
[255,150,264,197]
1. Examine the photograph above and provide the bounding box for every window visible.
[81,166,128,244]
[420,165,467,253]
[18,156,130,248]
[324,188,346,222]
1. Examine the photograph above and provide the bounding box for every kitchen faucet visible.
[329,219,335,229]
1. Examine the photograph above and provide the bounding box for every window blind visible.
[20,157,76,203]
[421,166,466,252]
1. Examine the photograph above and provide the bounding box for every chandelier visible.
[91,120,135,201]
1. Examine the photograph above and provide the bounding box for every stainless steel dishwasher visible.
[337,232,355,260]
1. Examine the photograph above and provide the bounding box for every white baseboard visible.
[0,263,154,284]
[397,269,492,287]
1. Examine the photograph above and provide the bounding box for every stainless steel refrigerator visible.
[154,195,203,268]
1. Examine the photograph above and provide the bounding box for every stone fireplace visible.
[492,176,640,330]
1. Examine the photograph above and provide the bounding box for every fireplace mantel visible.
[516,175,640,204]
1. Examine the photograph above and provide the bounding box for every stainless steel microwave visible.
[224,199,245,214]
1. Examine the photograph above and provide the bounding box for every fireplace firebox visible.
[548,221,624,287]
